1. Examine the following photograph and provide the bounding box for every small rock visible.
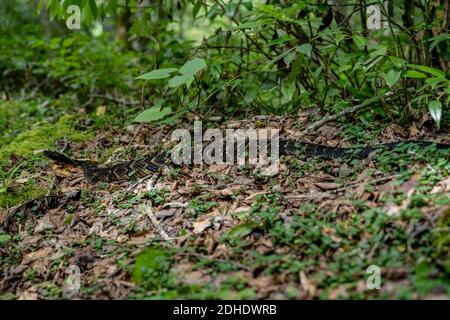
[155,209,176,220]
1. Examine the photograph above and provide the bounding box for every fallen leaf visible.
[314,182,339,190]
[22,247,53,265]
[431,176,450,194]
[192,218,212,234]
[18,288,38,300]
[299,271,316,299]
[384,188,416,216]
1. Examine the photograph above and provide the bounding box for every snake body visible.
[43,150,166,183]
[44,139,450,183]
[280,139,450,159]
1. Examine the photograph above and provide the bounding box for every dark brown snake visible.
[44,139,450,184]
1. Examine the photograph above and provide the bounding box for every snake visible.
[43,139,450,183]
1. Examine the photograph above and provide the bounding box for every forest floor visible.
[1,106,449,299]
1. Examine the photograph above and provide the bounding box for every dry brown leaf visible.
[431,176,450,194]
[22,247,53,265]
[233,206,251,214]
[17,288,39,300]
[34,215,55,233]
[249,275,278,295]
[192,218,212,234]
[314,182,340,190]
[208,164,229,173]
[299,271,316,299]
[384,188,416,216]
[401,173,421,193]
[212,185,242,196]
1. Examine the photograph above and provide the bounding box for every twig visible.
[125,174,153,194]
[46,176,56,196]
[163,202,188,209]
[284,174,399,200]
[139,201,173,243]
[298,91,394,137]
[332,174,399,192]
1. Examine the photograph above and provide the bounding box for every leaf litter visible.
[1,117,449,299]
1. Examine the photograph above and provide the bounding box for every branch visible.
[139,201,173,243]
[299,91,394,137]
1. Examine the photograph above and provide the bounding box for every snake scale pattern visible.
[44,139,450,183]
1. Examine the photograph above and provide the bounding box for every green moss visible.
[0,115,90,165]
[0,115,91,208]
[0,179,47,208]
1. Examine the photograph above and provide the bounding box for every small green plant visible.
[0,161,27,194]
[132,246,174,290]
[145,189,169,206]
[188,199,217,218]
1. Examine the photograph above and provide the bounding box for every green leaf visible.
[161,116,177,125]
[134,106,172,123]
[372,45,387,56]
[390,56,407,68]
[179,58,207,76]
[37,0,45,13]
[363,55,383,72]
[136,68,178,80]
[167,58,206,88]
[428,100,442,129]
[192,1,202,19]
[206,3,219,19]
[0,234,11,243]
[132,246,172,288]
[242,1,253,11]
[410,94,432,104]
[88,0,98,19]
[404,70,427,79]
[225,2,236,17]
[296,43,313,58]
[383,70,402,87]
[429,33,450,51]
[335,32,346,46]
[283,51,297,67]
[82,1,94,24]
[353,35,368,50]
[268,35,294,46]
[49,0,62,19]
[281,80,295,101]
[228,222,255,239]
[168,73,193,88]
[408,64,446,79]
[425,77,445,88]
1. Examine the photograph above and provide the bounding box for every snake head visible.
[43,150,78,166]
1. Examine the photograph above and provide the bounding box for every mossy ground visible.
[0,101,91,208]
